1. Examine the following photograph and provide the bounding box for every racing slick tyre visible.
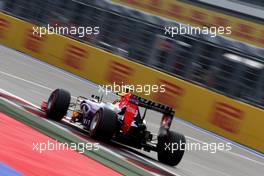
[157,131,186,166]
[89,107,118,141]
[46,89,71,121]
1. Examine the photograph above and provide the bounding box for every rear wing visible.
[130,95,175,116]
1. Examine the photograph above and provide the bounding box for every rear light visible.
[161,114,172,128]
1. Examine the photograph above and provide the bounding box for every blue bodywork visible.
[79,99,119,128]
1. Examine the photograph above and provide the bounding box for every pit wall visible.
[112,0,264,48]
[1,13,263,153]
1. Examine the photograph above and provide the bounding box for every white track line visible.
[186,160,231,176]
[0,88,39,109]
[186,135,264,166]
[125,150,182,176]
[1,45,100,89]
[0,70,77,99]
[0,70,52,91]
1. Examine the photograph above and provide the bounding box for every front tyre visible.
[157,131,186,166]
[46,89,71,121]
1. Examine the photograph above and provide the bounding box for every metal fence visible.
[2,0,264,108]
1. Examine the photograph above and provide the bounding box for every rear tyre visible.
[157,131,185,166]
[89,107,117,140]
[46,89,71,121]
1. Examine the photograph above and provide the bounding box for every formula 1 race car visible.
[41,88,186,166]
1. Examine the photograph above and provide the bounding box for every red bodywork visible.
[118,93,138,134]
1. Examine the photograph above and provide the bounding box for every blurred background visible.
[1,0,264,109]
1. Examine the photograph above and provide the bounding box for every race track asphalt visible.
[1,45,264,176]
